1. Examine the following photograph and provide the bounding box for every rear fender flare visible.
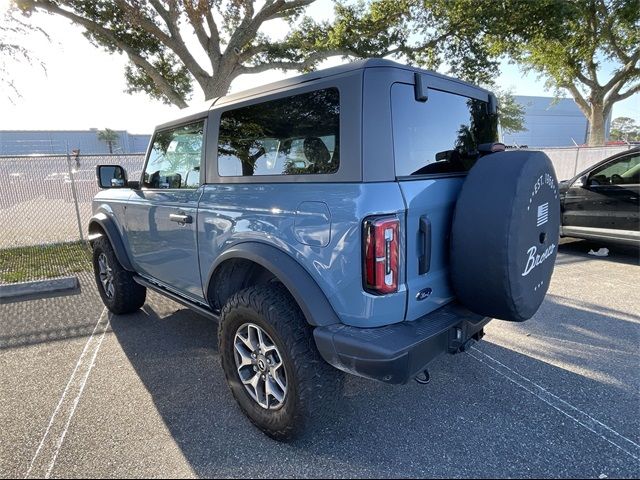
[207,242,340,327]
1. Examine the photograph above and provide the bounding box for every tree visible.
[482,0,639,146]
[97,128,120,154]
[610,116,640,142]
[1,5,46,103]
[14,0,500,108]
[495,88,527,136]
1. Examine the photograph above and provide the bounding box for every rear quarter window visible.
[391,83,497,176]
[218,88,340,177]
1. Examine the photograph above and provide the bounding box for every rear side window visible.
[391,83,497,176]
[218,88,339,177]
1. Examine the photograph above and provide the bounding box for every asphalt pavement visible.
[1,239,639,478]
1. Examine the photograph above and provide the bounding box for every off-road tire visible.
[219,283,343,441]
[92,236,146,314]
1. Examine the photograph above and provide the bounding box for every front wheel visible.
[92,236,146,314]
[218,284,342,441]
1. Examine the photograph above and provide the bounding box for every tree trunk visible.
[587,105,606,146]
[201,59,239,100]
[204,71,235,100]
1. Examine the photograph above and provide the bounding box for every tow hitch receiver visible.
[415,369,431,385]
[448,327,485,354]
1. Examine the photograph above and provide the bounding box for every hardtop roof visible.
[214,58,491,107]
[155,58,492,130]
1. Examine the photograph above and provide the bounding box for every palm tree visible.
[97,128,119,154]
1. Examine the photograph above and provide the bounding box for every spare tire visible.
[450,150,560,322]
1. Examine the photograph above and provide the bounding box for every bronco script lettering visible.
[521,244,556,277]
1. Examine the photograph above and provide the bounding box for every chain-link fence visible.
[0,145,635,284]
[0,153,145,285]
[537,145,635,181]
[0,153,145,248]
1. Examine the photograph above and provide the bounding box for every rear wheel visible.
[92,236,146,314]
[219,283,342,441]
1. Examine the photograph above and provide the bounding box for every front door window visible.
[589,154,640,186]
[143,121,205,189]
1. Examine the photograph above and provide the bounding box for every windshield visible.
[391,83,498,176]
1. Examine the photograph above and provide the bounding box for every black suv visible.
[560,147,640,246]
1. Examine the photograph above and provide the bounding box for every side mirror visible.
[573,175,588,188]
[435,150,452,162]
[97,165,128,189]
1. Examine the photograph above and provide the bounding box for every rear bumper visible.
[313,302,491,384]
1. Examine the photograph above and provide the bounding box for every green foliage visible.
[124,53,193,105]
[477,0,639,145]
[610,117,640,142]
[492,1,638,86]
[97,128,119,153]
[97,128,118,142]
[495,88,527,135]
[14,0,508,106]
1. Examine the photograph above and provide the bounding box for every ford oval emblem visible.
[416,288,432,301]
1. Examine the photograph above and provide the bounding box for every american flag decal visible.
[537,202,549,227]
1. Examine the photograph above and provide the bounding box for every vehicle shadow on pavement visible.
[109,293,640,478]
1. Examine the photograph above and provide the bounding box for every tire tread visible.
[92,236,146,314]
[219,283,342,440]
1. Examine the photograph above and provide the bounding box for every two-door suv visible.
[90,59,560,439]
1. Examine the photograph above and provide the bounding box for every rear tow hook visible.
[415,369,431,385]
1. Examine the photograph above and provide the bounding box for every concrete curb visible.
[0,276,79,299]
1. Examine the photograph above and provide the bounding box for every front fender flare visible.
[207,243,340,327]
[88,212,134,271]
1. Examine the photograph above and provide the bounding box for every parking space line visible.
[25,308,110,479]
[468,346,640,461]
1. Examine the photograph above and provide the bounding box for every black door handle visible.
[419,215,431,275]
[169,213,193,224]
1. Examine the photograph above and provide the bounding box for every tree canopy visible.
[480,0,639,145]
[12,0,637,147]
[372,0,638,145]
[14,0,502,107]
[610,116,640,142]
[493,88,527,136]
[1,5,46,103]
[97,128,120,153]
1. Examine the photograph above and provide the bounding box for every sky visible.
[0,0,638,134]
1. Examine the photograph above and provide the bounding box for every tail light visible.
[363,216,399,294]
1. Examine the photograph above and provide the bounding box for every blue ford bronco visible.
[90,59,560,440]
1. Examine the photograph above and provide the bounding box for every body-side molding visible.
[207,242,340,327]
[561,225,640,247]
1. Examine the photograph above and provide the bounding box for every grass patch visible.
[0,241,92,284]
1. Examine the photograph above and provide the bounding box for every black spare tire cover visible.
[450,150,560,322]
